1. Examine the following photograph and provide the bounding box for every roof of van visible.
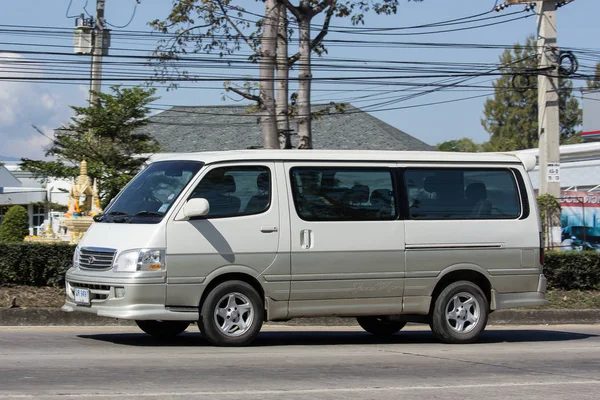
[147,150,536,170]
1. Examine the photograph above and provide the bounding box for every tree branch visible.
[311,0,333,17]
[280,0,302,21]
[288,0,335,66]
[215,0,258,53]
[227,86,260,102]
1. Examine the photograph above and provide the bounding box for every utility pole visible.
[536,0,560,199]
[90,0,109,106]
[507,0,561,246]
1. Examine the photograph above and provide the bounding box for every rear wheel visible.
[199,280,264,346]
[356,316,406,336]
[135,320,190,338]
[430,280,488,344]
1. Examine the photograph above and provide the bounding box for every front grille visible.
[70,283,111,291]
[79,247,116,270]
[67,282,111,301]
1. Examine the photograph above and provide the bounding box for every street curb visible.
[1,308,599,327]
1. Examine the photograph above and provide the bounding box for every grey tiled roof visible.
[137,104,433,152]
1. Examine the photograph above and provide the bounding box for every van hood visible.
[78,222,167,253]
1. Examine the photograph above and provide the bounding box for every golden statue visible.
[65,160,102,218]
[63,160,102,244]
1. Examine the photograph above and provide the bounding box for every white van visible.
[62,150,546,346]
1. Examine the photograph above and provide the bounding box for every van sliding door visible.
[285,162,406,317]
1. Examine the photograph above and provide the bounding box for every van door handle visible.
[301,229,312,249]
[261,226,278,233]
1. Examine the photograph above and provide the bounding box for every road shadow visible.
[77,327,597,347]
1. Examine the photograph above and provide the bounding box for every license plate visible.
[74,288,90,305]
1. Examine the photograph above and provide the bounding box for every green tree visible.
[0,205,30,242]
[20,86,160,207]
[586,62,600,90]
[151,1,421,149]
[437,138,484,152]
[481,36,582,151]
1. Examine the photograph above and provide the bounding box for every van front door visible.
[165,163,288,308]
[285,163,405,317]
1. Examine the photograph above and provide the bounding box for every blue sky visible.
[1,0,599,159]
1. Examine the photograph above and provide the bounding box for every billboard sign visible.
[559,191,600,251]
[582,90,600,141]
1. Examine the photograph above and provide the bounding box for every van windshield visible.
[98,160,203,224]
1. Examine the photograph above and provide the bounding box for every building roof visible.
[138,104,434,152]
[0,166,22,188]
[512,142,600,163]
[148,149,535,170]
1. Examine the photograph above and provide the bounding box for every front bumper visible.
[62,269,198,321]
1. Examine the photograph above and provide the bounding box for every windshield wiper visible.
[93,210,128,222]
[134,211,164,217]
[104,210,131,223]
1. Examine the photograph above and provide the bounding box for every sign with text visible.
[547,163,560,183]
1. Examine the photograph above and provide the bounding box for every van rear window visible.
[290,168,398,221]
[405,168,521,220]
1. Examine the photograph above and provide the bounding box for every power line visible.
[65,0,79,19]
[105,0,139,29]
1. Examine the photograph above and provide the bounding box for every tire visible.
[356,316,406,336]
[430,280,489,344]
[135,320,190,338]
[199,280,264,346]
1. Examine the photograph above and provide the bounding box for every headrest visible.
[220,175,236,193]
[370,189,392,205]
[423,176,439,193]
[348,184,370,204]
[256,172,269,192]
[466,182,487,201]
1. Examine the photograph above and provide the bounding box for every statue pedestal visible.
[63,216,94,245]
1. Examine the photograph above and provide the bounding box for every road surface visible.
[0,324,599,399]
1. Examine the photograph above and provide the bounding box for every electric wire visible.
[105,0,139,29]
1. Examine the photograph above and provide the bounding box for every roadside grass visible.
[1,285,599,309]
[1,285,65,308]
[535,290,600,310]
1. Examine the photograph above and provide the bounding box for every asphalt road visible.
[0,325,599,400]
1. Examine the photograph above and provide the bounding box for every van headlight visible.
[73,246,81,269]
[113,249,166,272]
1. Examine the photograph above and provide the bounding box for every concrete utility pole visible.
[507,0,562,247]
[536,0,561,198]
[90,0,107,106]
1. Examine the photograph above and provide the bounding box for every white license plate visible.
[74,288,90,305]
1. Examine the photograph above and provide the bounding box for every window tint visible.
[405,169,521,220]
[190,166,271,218]
[290,167,397,221]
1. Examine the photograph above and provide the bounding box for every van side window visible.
[290,167,397,221]
[189,166,271,218]
[405,169,521,220]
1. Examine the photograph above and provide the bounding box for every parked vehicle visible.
[62,150,546,346]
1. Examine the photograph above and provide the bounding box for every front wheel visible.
[135,320,190,338]
[430,280,488,344]
[199,280,264,346]
[356,316,406,336]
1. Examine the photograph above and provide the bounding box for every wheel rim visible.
[445,292,480,334]
[213,292,254,337]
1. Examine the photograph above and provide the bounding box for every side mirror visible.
[178,198,210,220]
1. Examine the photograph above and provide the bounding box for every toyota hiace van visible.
[63,150,546,345]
